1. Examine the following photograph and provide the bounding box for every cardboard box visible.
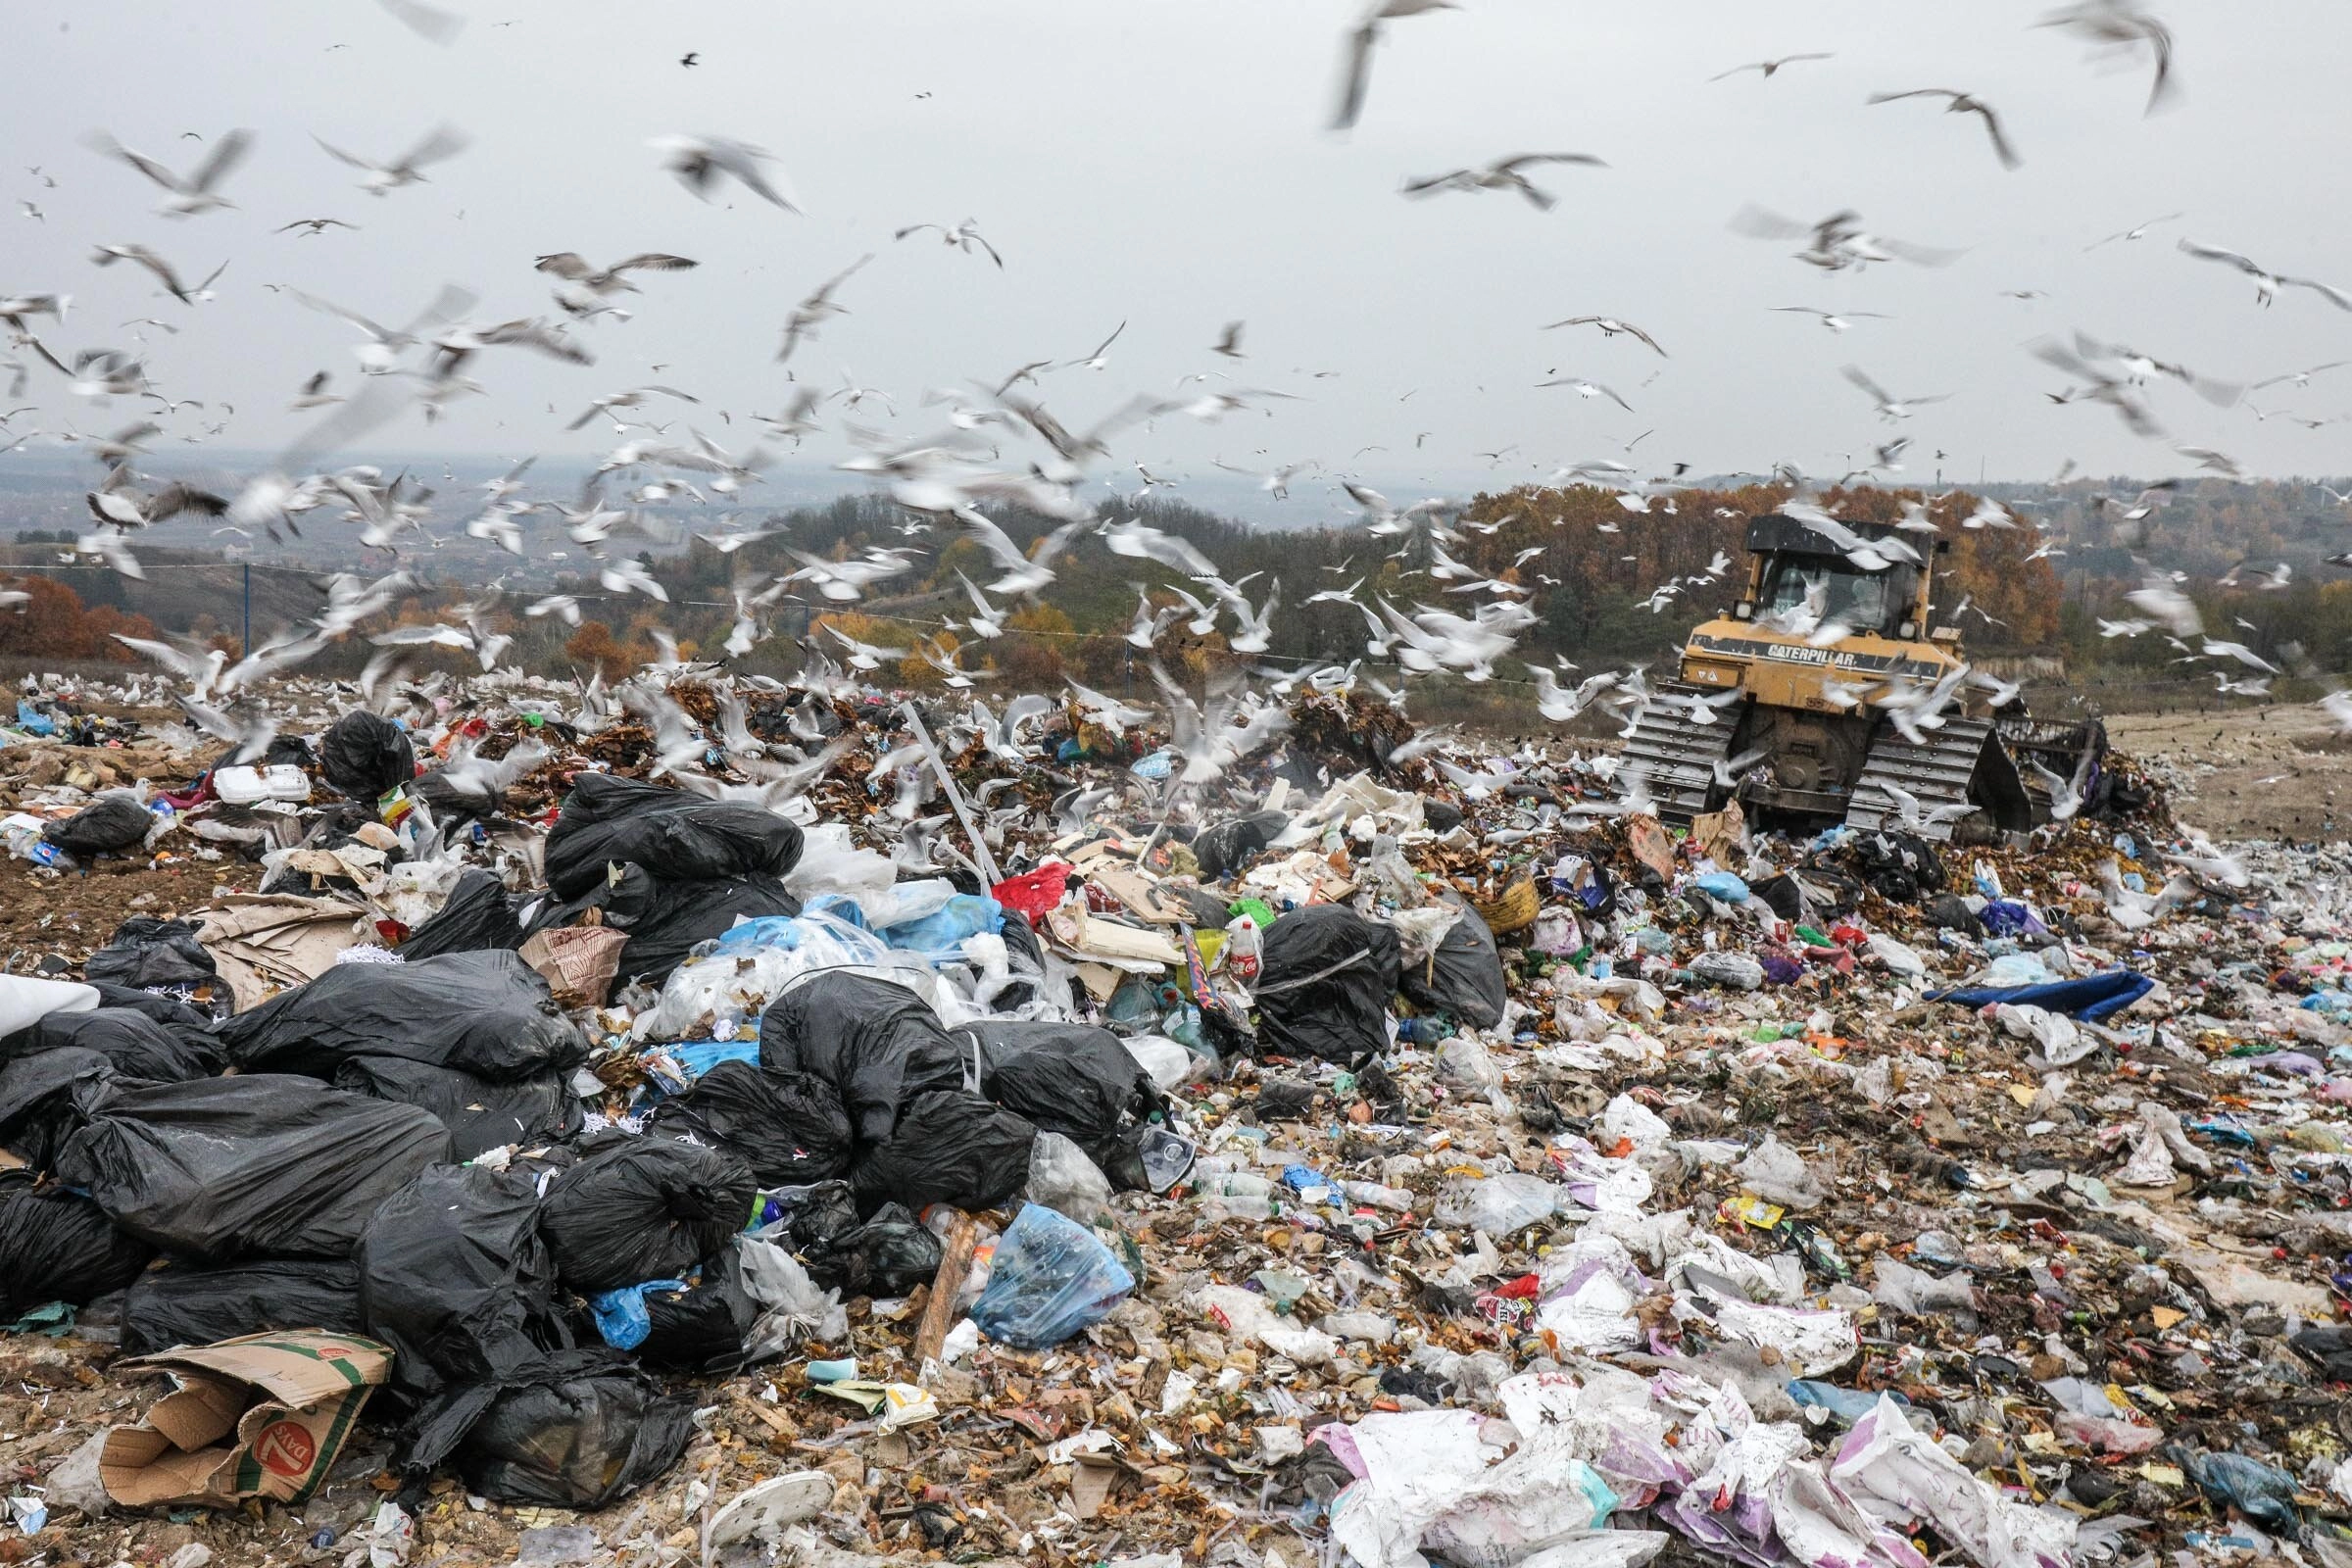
[101,1331,393,1508]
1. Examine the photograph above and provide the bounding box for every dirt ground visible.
[2104,699,2352,841]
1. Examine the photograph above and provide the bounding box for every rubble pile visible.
[3,668,2352,1568]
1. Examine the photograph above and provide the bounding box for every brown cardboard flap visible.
[142,1376,248,1451]
[100,1427,239,1508]
[120,1331,390,1406]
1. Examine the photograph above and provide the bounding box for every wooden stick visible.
[912,1209,979,1362]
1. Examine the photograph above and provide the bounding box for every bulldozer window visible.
[1761,556,1902,634]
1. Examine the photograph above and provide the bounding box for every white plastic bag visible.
[739,1236,848,1358]
[1025,1131,1115,1226]
[1434,1172,1559,1234]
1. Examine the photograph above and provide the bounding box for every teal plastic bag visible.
[968,1202,1133,1349]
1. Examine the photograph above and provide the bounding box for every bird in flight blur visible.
[314,123,469,195]
[85,128,254,217]
[1709,53,1834,81]
[1332,0,1459,131]
[652,134,799,211]
[1866,88,2022,169]
[1401,153,1605,211]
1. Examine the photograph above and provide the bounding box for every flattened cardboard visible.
[100,1330,392,1508]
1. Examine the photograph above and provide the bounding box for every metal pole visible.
[241,563,251,660]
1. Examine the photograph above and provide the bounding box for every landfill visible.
[6,668,2352,1568]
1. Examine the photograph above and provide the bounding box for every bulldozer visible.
[1615,512,2106,843]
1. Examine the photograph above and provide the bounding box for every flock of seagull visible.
[1,0,2348,793]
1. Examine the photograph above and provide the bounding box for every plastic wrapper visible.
[319,711,416,800]
[59,1073,452,1261]
[448,1349,697,1508]
[82,916,218,990]
[1433,1172,1560,1234]
[851,1089,1036,1217]
[538,1134,757,1293]
[123,1256,365,1356]
[43,794,157,858]
[1024,1130,1115,1226]
[218,950,585,1083]
[0,1178,154,1318]
[783,821,902,923]
[543,773,804,899]
[333,1056,583,1162]
[738,1235,848,1357]
[760,972,967,1147]
[644,1060,852,1186]
[359,1161,570,1398]
[968,1201,1135,1349]
[1735,1135,1828,1210]
[1687,952,1767,991]
[1253,905,1403,1065]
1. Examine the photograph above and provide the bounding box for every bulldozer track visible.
[1846,717,1994,841]
[1617,682,1735,822]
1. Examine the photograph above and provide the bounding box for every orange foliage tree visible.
[0,578,159,662]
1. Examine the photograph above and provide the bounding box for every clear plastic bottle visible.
[1200,1194,1280,1220]
[1340,1180,1415,1211]
[1195,1171,1274,1199]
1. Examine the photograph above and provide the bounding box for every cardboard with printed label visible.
[99,1330,393,1507]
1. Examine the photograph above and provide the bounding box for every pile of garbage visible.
[4,669,2352,1568]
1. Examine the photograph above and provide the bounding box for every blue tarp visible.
[1931,966,2154,1021]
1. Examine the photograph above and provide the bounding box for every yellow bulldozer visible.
[1616,513,2106,843]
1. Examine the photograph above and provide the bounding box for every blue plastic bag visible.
[880,895,1004,956]
[14,702,54,737]
[589,1277,690,1350]
[1693,872,1749,905]
[968,1202,1135,1349]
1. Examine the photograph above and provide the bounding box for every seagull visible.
[1537,377,1633,412]
[776,254,870,363]
[1210,320,1247,359]
[894,219,1003,268]
[565,384,700,431]
[533,251,697,316]
[1732,206,1961,271]
[1710,53,1834,80]
[276,217,359,236]
[17,201,39,222]
[954,571,1006,638]
[1543,316,1666,355]
[90,243,226,306]
[1333,0,1460,131]
[1866,89,2021,169]
[1879,783,1982,833]
[680,50,700,67]
[288,369,341,410]
[1772,306,1888,333]
[1064,319,1126,370]
[2180,239,2352,311]
[314,124,469,195]
[1841,365,1949,420]
[85,129,254,217]
[651,134,799,211]
[1401,153,1605,211]
[2037,0,2178,115]
[2085,212,2181,250]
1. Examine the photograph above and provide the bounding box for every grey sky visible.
[4,0,2346,512]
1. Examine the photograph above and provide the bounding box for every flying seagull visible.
[1710,53,1834,81]
[2037,0,2178,115]
[2178,238,2352,311]
[85,128,254,217]
[1543,316,1666,356]
[314,123,469,195]
[894,219,1003,268]
[1866,89,2021,169]
[1333,0,1460,131]
[1401,153,1605,211]
[651,134,799,211]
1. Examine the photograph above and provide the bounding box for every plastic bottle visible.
[1195,1171,1274,1199]
[1396,1016,1453,1045]
[1200,1195,1281,1220]
[1340,1179,1415,1211]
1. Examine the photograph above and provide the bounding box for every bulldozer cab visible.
[1615,512,2106,842]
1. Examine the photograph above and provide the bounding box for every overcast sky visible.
[5,0,2347,515]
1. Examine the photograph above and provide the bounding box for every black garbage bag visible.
[1253,905,1403,1065]
[264,732,316,769]
[397,868,524,959]
[334,1056,583,1161]
[1193,811,1290,879]
[760,973,967,1147]
[42,795,154,858]
[0,1178,155,1318]
[538,1135,757,1294]
[83,916,217,991]
[217,950,585,1083]
[769,1184,944,1298]
[360,1162,570,1398]
[123,1257,365,1356]
[644,1060,851,1186]
[86,983,220,1039]
[543,774,805,900]
[1749,873,1806,923]
[1397,901,1507,1030]
[995,907,1049,1009]
[6,1006,220,1082]
[319,710,415,801]
[639,1249,759,1374]
[0,1048,110,1171]
[851,1090,1035,1216]
[58,1074,452,1261]
[1924,892,1984,935]
[954,1020,1162,1163]
[447,1348,697,1508]
[2291,1325,2352,1381]
[1846,830,1946,905]
[611,876,801,988]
